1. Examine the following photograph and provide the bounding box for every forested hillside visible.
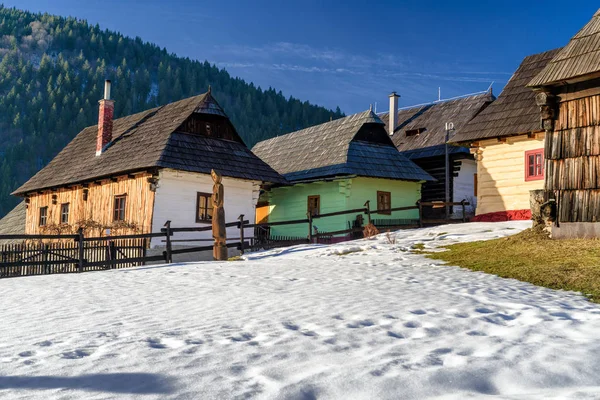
[0,6,344,217]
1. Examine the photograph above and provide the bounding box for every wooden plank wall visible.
[475,134,546,215]
[547,93,600,222]
[24,173,155,236]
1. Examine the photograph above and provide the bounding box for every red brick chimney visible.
[96,80,114,156]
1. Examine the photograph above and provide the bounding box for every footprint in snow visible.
[475,307,495,314]
[301,330,318,337]
[454,312,469,319]
[185,338,204,345]
[35,340,53,347]
[404,321,420,329]
[61,349,93,359]
[466,330,487,336]
[347,319,375,329]
[146,338,168,349]
[410,309,427,315]
[282,321,299,331]
[231,332,255,342]
[18,351,35,357]
[387,331,405,339]
[431,347,452,355]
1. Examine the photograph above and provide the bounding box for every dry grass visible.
[427,226,600,302]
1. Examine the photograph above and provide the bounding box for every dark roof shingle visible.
[0,202,26,244]
[451,48,561,143]
[529,9,600,87]
[252,110,433,182]
[379,92,494,155]
[14,92,285,195]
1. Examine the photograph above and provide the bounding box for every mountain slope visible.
[0,6,344,217]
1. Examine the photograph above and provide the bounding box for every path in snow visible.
[1,221,600,399]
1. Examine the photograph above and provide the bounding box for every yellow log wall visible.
[476,133,546,215]
[24,173,155,236]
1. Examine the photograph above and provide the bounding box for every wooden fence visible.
[0,200,469,278]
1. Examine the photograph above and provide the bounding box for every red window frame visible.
[525,149,544,181]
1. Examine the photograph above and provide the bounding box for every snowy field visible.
[2,221,600,400]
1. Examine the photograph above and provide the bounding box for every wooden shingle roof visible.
[14,91,285,195]
[379,92,494,156]
[450,48,561,144]
[529,9,600,87]
[0,202,25,244]
[251,110,433,182]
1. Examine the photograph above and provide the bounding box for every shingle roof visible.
[0,202,26,244]
[529,9,600,87]
[252,110,434,182]
[379,92,494,156]
[451,48,561,143]
[14,91,285,195]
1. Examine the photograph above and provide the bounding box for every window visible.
[60,203,70,224]
[113,195,127,221]
[406,128,426,137]
[525,149,544,181]
[39,206,48,227]
[196,192,213,222]
[377,191,391,214]
[308,195,320,216]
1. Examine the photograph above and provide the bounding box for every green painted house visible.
[252,110,434,238]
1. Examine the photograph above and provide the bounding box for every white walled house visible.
[150,169,261,251]
[12,82,285,260]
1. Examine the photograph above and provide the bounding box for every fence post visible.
[364,200,372,224]
[461,200,467,223]
[43,244,49,274]
[77,228,85,273]
[417,200,423,228]
[164,220,173,264]
[142,238,148,266]
[307,212,313,243]
[109,241,117,269]
[238,214,245,255]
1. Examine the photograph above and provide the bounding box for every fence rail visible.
[0,199,470,279]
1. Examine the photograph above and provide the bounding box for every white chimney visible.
[389,92,399,135]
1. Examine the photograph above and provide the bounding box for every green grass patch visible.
[427,226,600,302]
[228,256,244,261]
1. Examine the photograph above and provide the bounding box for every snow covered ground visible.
[2,221,600,400]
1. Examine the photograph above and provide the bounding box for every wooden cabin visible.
[450,49,561,221]
[379,91,494,218]
[12,82,285,255]
[528,9,600,238]
[252,110,434,238]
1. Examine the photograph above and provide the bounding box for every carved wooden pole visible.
[211,170,228,261]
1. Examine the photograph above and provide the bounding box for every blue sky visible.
[3,0,598,114]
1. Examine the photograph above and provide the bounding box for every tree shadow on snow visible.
[0,373,176,395]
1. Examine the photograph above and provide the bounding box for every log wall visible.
[546,93,600,223]
[24,173,155,236]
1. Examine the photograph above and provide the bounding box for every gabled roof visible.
[252,110,433,182]
[451,48,561,143]
[14,91,285,195]
[379,92,494,157]
[0,202,25,244]
[529,9,600,87]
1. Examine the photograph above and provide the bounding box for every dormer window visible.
[406,128,426,137]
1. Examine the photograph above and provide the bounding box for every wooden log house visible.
[12,81,285,254]
[450,49,561,221]
[528,9,600,238]
[379,91,495,218]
